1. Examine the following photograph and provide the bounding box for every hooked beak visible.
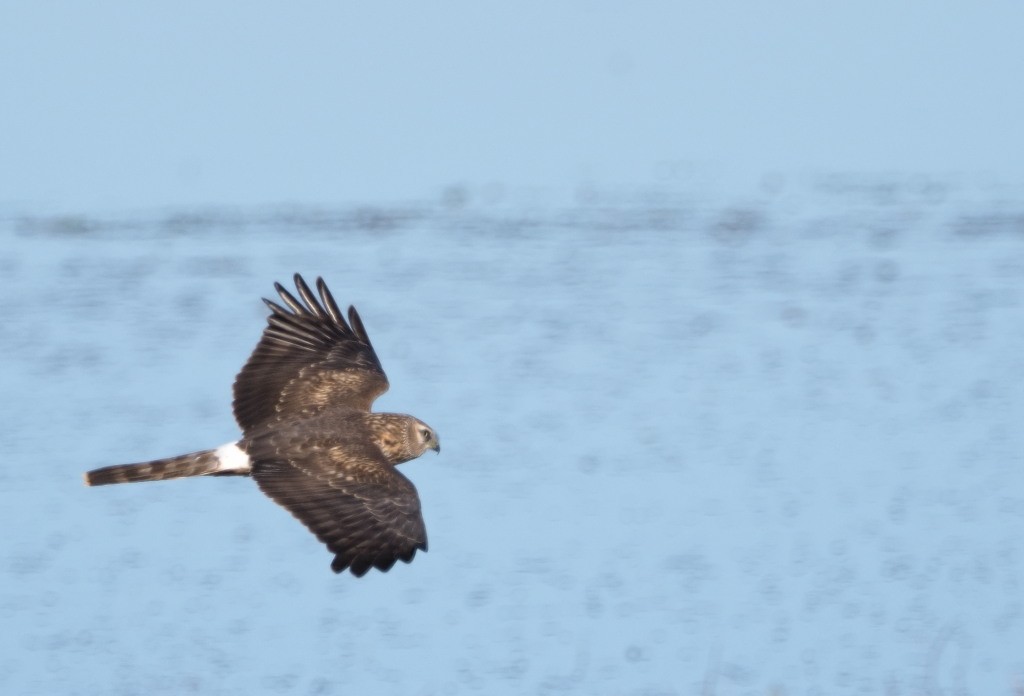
[432,438,441,454]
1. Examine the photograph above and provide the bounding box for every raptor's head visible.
[409,418,441,457]
[373,414,441,464]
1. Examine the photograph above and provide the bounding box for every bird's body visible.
[84,275,439,576]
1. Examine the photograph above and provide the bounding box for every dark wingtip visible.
[347,305,371,343]
[273,279,311,316]
[294,274,333,321]
[293,273,312,297]
[331,554,371,576]
[331,549,424,576]
[262,297,291,316]
[350,559,372,577]
[293,274,311,296]
[316,277,345,324]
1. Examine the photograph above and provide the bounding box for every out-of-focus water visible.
[3,181,1024,694]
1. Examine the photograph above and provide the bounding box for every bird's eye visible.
[420,429,431,440]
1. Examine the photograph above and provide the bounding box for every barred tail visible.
[85,449,222,486]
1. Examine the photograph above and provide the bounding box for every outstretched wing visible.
[250,442,428,576]
[233,274,389,432]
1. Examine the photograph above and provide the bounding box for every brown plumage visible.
[84,450,224,486]
[84,275,440,576]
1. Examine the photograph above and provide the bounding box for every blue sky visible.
[3,1,1023,213]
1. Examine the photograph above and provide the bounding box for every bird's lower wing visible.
[251,456,427,576]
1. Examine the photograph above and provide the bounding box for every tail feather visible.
[85,450,224,486]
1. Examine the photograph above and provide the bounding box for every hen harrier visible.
[84,275,439,576]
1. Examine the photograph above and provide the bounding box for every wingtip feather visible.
[293,275,327,320]
[347,305,369,342]
[262,298,290,316]
[316,277,345,324]
[274,282,308,316]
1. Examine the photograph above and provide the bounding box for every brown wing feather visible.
[233,275,389,432]
[250,444,428,576]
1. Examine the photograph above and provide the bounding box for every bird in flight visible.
[84,274,439,576]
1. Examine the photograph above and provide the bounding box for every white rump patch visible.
[214,442,252,474]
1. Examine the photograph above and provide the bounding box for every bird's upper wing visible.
[233,274,389,432]
[249,438,428,576]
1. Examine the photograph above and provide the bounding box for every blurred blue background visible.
[3,2,1024,694]
[3,0,1024,212]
